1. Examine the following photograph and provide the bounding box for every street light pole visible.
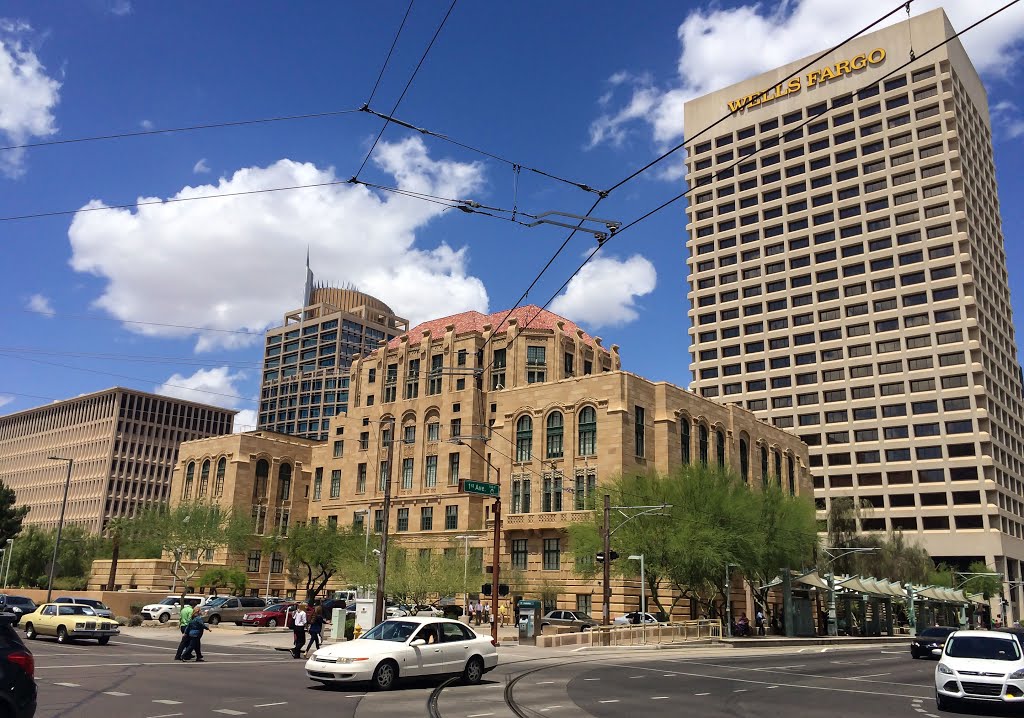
[373,421,396,626]
[4,538,13,589]
[628,554,646,644]
[821,546,879,637]
[602,495,611,627]
[46,456,74,603]
[725,563,737,637]
[456,534,473,620]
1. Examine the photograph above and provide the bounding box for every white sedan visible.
[935,629,1024,710]
[613,612,662,626]
[306,617,498,690]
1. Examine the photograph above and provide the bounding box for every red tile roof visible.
[385,305,601,350]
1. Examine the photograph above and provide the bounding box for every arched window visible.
[546,412,564,459]
[278,463,292,501]
[715,430,726,468]
[516,416,533,462]
[183,461,195,499]
[578,406,596,456]
[760,446,769,487]
[680,418,691,464]
[254,459,270,499]
[739,437,750,483]
[198,459,210,497]
[698,424,709,465]
[214,457,226,497]
[774,450,782,483]
[787,455,796,496]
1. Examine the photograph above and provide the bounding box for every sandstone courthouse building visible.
[163,306,809,614]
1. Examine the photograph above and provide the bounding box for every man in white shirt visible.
[291,603,308,659]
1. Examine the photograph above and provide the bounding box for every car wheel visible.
[158,613,170,624]
[57,626,69,644]
[910,649,919,659]
[581,625,592,632]
[267,618,278,628]
[98,637,110,646]
[462,656,485,685]
[371,660,398,690]
[208,615,220,625]
[24,623,35,640]
[935,690,955,712]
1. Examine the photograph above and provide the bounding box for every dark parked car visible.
[911,626,957,658]
[0,597,36,626]
[0,613,35,717]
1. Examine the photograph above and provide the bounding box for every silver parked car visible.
[540,610,598,632]
[54,597,115,620]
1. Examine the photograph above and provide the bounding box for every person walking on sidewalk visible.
[304,604,326,656]
[180,613,212,662]
[291,603,308,659]
[173,603,195,660]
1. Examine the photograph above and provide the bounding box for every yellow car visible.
[22,603,120,644]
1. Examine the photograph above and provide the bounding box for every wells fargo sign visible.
[727,48,886,113]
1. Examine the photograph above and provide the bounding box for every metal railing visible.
[589,619,722,647]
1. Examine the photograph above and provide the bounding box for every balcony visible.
[503,510,594,531]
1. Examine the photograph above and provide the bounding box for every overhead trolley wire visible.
[366,0,418,106]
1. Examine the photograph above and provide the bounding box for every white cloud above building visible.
[550,252,656,328]
[0,20,61,177]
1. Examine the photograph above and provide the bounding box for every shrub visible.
[127,615,143,627]
[129,603,144,616]
[53,576,88,591]
[344,616,355,640]
[115,616,129,626]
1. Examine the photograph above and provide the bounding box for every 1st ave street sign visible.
[461,480,500,496]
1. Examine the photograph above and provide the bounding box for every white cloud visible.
[0,395,12,409]
[109,0,132,16]
[0,20,61,177]
[139,119,153,130]
[155,366,248,408]
[590,1,1024,153]
[26,293,54,317]
[993,101,1024,139]
[69,137,489,351]
[232,409,258,433]
[549,252,656,328]
[192,157,211,174]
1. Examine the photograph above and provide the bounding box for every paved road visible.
[31,632,986,718]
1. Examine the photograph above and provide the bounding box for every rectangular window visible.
[330,469,341,498]
[420,506,433,531]
[401,458,414,489]
[356,463,367,494]
[397,508,409,532]
[634,406,646,457]
[424,455,437,488]
[428,354,443,395]
[374,509,384,533]
[379,461,390,491]
[527,346,547,383]
[312,467,323,501]
[512,539,528,570]
[247,551,261,573]
[445,505,458,530]
[543,538,560,570]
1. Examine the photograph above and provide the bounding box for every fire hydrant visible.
[353,623,363,639]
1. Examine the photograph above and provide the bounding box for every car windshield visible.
[205,597,228,608]
[574,613,594,621]
[921,627,954,638]
[265,604,290,612]
[79,599,108,609]
[58,605,97,616]
[360,620,418,642]
[946,635,1021,661]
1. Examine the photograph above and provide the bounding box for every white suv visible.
[935,629,1024,710]
[141,595,206,623]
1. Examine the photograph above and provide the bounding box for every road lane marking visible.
[53,682,81,687]
[673,660,926,688]
[734,689,748,692]
[536,681,556,685]
[144,714,182,718]
[850,673,891,679]
[213,711,247,716]
[253,703,287,708]
[104,691,130,696]
[467,713,495,717]
[651,696,669,700]
[767,686,779,689]
[695,693,710,696]
[629,675,645,678]
[539,708,562,712]
[598,700,619,704]
[608,663,934,700]
[344,695,364,698]
[153,700,182,705]
[36,659,286,669]
[583,678,600,681]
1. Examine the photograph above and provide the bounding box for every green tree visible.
[7,524,105,589]
[0,481,28,547]
[285,523,366,602]
[122,501,251,599]
[962,561,1003,600]
[200,567,248,595]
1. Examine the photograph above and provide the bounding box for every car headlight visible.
[937,663,955,675]
[1009,668,1024,680]
[11,607,22,613]
[336,657,369,664]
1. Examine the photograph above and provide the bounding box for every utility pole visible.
[491,468,501,646]
[373,421,396,625]
[602,494,611,627]
[47,456,74,603]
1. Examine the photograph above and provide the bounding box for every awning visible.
[916,586,970,604]
[793,570,831,590]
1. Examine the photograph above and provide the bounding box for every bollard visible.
[331,608,343,640]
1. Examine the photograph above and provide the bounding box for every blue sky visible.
[2,1,1023,430]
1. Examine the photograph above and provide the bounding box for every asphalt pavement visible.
[27,630,995,718]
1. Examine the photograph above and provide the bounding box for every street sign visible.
[461,479,500,496]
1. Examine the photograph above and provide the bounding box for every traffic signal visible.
[482,584,492,596]
[498,584,509,597]
[596,550,620,563]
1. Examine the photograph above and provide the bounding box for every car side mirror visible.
[932,648,942,656]
[410,639,426,647]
